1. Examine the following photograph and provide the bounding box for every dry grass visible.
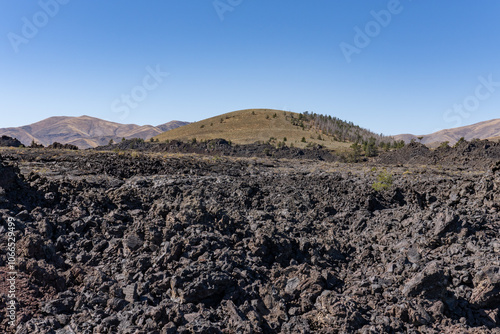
[153,109,352,151]
[486,135,500,142]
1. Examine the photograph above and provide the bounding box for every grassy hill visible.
[153,109,355,151]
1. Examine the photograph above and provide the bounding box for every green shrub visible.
[453,137,466,148]
[439,141,450,149]
[350,142,361,161]
[372,169,393,192]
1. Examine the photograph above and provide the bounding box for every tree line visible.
[290,111,405,157]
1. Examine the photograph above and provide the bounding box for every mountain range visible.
[1,113,500,150]
[394,119,500,147]
[0,116,189,149]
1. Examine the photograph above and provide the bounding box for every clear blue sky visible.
[1,1,500,136]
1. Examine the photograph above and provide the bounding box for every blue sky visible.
[1,1,500,136]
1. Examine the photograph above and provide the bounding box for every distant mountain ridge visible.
[395,119,500,147]
[0,116,189,149]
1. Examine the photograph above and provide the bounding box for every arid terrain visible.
[0,141,499,333]
[394,118,500,147]
[152,109,394,152]
[0,116,189,149]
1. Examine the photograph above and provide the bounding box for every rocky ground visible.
[377,140,500,171]
[0,147,499,333]
[98,138,339,162]
[101,137,500,170]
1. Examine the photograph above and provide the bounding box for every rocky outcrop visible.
[378,139,500,170]
[0,135,23,148]
[46,142,78,150]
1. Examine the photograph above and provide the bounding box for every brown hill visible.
[156,121,189,132]
[154,109,354,151]
[394,118,500,146]
[0,116,189,149]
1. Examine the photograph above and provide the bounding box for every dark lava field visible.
[0,143,499,333]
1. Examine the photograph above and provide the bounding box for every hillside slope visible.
[0,116,189,149]
[155,109,354,150]
[395,118,500,146]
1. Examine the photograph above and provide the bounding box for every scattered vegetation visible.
[439,141,450,149]
[347,142,362,162]
[153,109,406,153]
[29,140,41,148]
[291,111,396,146]
[454,137,466,148]
[372,169,393,192]
[363,137,378,157]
